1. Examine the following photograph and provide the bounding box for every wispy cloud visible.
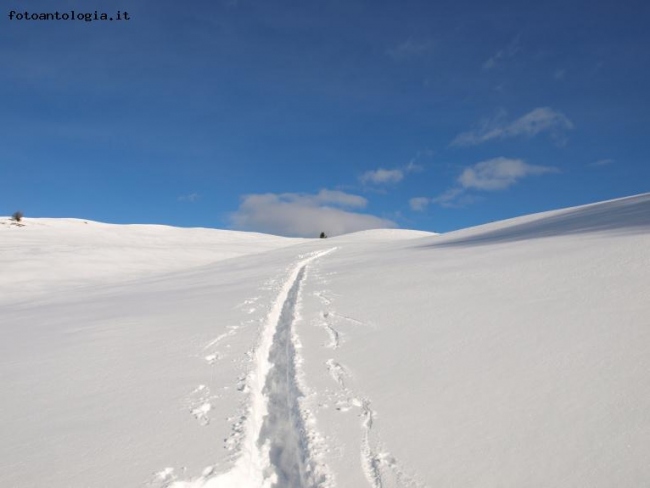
[431,188,464,207]
[178,192,200,202]
[409,197,430,211]
[387,38,435,61]
[429,158,558,207]
[360,168,404,185]
[554,69,566,80]
[588,158,615,167]
[360,158,424,186]
[230,190,396,237]
[430,188,482,208]
[458,157,558,190]
[451,107,574,146]
[405,160,425,173]
[483,36,521,70]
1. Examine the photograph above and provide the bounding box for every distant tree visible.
[320,231,327,239]
[11,211,23,222]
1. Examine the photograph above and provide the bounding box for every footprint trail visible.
[171,248,337,488]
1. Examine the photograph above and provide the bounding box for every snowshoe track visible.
[170,249,337,488]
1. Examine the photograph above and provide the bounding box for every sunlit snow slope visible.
[1,194,649,488]
[0,218,306,304]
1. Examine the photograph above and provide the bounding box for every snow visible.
[0,218,306,304]
[1,194,649,487]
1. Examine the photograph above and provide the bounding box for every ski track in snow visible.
[318,306,427,487]
[166,246,426,488]
[169,248,337,488]
[258,265,325,487]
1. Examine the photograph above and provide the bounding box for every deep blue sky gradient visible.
[2,0,649,234]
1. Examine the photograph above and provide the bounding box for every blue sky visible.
[2,0,649,236]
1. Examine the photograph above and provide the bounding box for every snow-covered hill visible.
[1,194,649,488]
[0,218,306,304]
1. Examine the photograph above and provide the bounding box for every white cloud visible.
[459,157,558,191]
[430,158,558,207]
[483,36,521,70]
[360,168,404,185]
[387,38,435,60]
[312,189,367,208]
[241,189,367,208]
[230,190,396,237]
[431,188,465,207]
[409,197,430,211]
[589,158,615,167]
[178,192,200,202]
[360,159,425,187]
[451,107,574,146]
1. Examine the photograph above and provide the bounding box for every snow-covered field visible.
[1,194,649,488]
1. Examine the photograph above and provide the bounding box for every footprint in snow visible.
[326,359,348,387]
[187,385,214,426]
[191,402,212,426]
[205,353,219,364]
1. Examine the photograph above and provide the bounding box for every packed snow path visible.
[173,249,336,488]
[256,249,336,487]
[259,266,322,487]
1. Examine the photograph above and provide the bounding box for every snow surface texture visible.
[0,218,306,305]
[1,194,649,487]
